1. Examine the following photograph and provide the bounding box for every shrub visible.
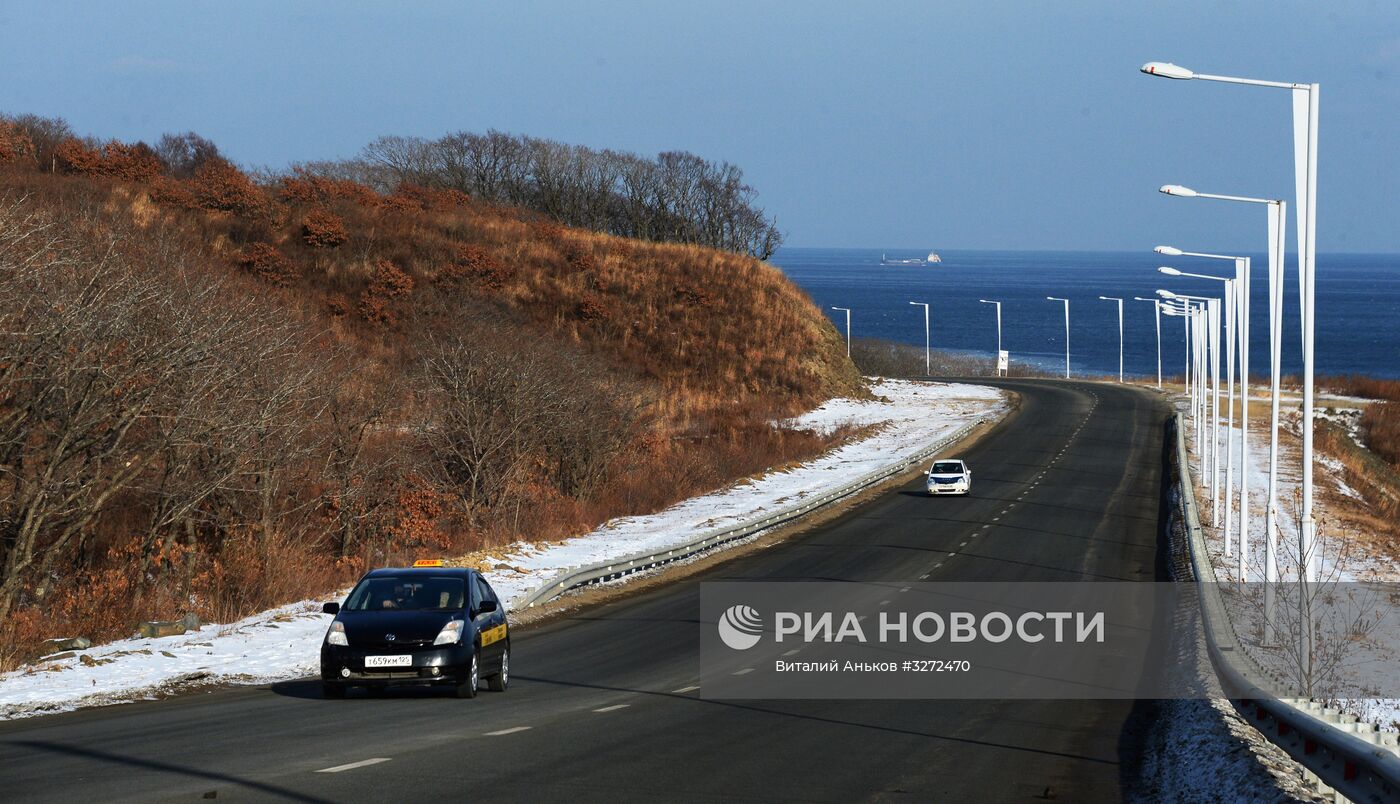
[301,208,348,248]
[148,176,198,209]
[439,244,513,289]
[0,122,35,165]
[359,259,415,324]
[237,243,296,286]
[52,139,161,181]
[99,141,163,182]
[190,158,264,214]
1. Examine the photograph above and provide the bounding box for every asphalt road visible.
[0,379,1174,803]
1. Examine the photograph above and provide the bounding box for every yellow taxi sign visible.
[412,559,445,567]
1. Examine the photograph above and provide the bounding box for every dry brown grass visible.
[0,145,863,668]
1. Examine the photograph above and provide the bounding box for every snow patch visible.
[0,379,1007,720]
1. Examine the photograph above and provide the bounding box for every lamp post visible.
[1160,291,1217,485]
[1160,263,1238,539]
[909,302,930,376]
[1046,297,1069,379]
[831,307,851,358]
[1144,61,1321,583]
[1161,187,1287,638]
[1132,296,1162,389]
[1160,248,1252,567]
[1098,296,1124,382]
[978,299,1004,376]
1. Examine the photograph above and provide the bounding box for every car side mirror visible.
[924,470,931,476]
[322,602,340,615]
[475,600,498,616]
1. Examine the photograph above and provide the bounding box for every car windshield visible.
[343,576,466,612]
[931,462,964,474]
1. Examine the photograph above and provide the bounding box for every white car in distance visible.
[925,459,972,496]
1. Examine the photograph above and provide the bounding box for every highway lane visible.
[0,379,1173,802]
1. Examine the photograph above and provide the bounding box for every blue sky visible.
[1,1,1396,252]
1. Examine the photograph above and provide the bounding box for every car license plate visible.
[364,655,412,668]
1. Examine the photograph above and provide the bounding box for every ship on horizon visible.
[881,252,942,266]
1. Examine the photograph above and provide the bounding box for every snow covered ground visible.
[1185,401,1400,730]
[0,378,1007,720]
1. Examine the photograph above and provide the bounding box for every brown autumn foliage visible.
[301,207,348,248]
[0,122,35,164]
[189,157,265,214]
[237,242,296,286]
[0,123,860,669]
[55,138,163,182]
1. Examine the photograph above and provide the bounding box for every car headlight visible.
[326,620,348,646]
[434,619,464,646]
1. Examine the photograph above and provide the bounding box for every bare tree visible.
[294,129,784,258]
[154,131,221,178]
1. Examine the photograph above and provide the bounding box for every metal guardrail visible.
[1173,412,1400,803]
[518,417,988,609]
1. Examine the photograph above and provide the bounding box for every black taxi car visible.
[320,561,509,699]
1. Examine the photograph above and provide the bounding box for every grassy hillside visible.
[0,125,861,666]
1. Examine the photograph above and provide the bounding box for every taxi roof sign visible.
[412,559,446,567]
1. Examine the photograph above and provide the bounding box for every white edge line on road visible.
[484,726,532,736]
[593,704,630,713]
[671,685,700,693]
[316,758,391,773]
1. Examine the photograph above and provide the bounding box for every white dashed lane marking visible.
[594,704,630,713]
[316,758,391,774]
[733,668,754,676]
[484,726,532,736]
[782,649,801,656]
[671,686,700,694]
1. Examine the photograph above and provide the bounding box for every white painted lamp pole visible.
[1160,186,1286,599]
[1143,61,1321,583]
[978,299,1004,375]
[1159,248,1251,562]
[1132,297,1162,389]
[1046,297,1070,379]
[909,302,930,376]
[1159,263,1239,540]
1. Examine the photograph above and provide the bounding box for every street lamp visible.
[1145,61,1321,583]
[909,302,930,376]
[1159,291,1218,485]
[831,307,851,358]
[978,299,1004,376]
[1098,296,1124,383]
[1046,297,1069,379]
[1159,186,1287,598]
[1162,268,1233,525]
[1159,246,1253,564]
[1132,297,1161,389]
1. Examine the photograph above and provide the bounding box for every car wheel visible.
[456,650,480,699]
[487,645,510,692]
[322,682,345,699]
